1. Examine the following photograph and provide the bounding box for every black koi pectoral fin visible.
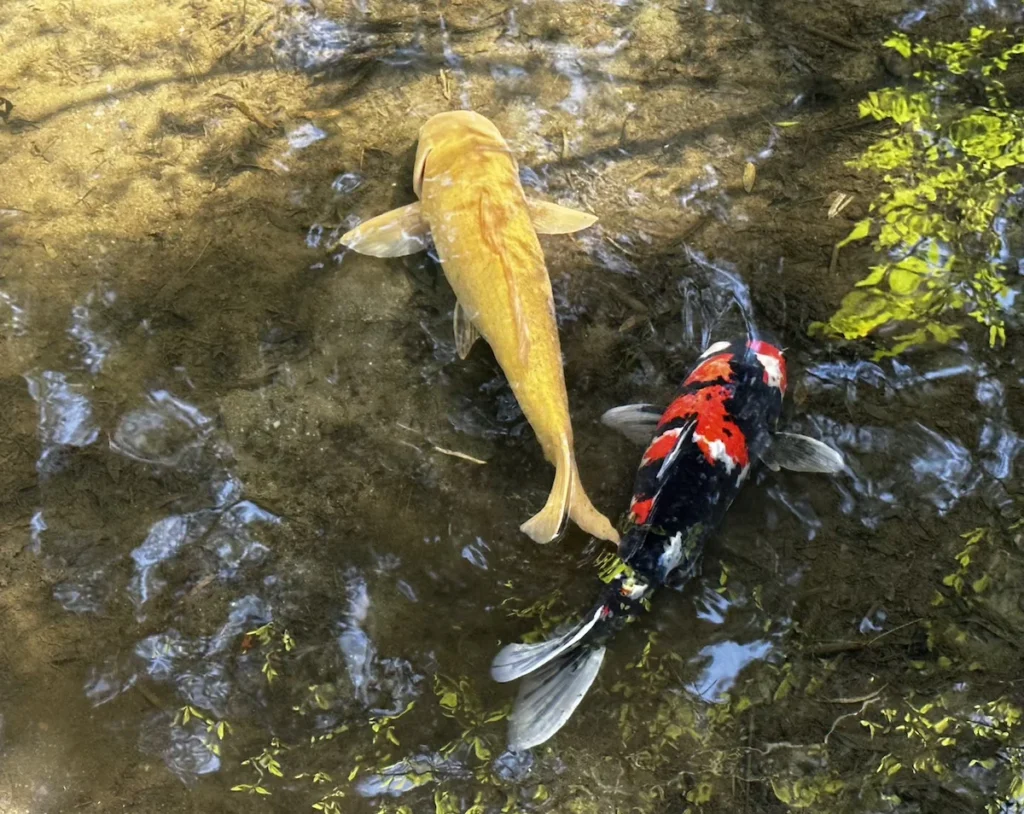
[600,403,663,446]
[507,646,605,752]
[338,202,430,257]
[525,199,598,235]
[453,301,481,359]
[761,432,846,474]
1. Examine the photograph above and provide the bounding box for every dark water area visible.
[1,0,1023,812]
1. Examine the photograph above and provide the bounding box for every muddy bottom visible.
[0,0,1023,812]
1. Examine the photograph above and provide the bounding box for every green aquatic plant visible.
[244,622,296,684]
[172,704,232,758]
[232,738,288,797]
[856,694,1024,812]
[810,25,1024,358]
[759,509,1024,813]
[221,506,1024,814]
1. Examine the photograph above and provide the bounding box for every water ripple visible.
[25,371,99,475]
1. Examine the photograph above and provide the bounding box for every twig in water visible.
[431,445,486,465]
[824,685,887,704]
[808,619,922,656]
[828,241,842,274]
[800,22,862,51]
[219,12,273,61]
[396,423,486,464]
[825,697,878,744]
[867,618,922,646]
[135,683,164,710]
[626,166,655,185]
[395,439,423,455]
[184,238,213,274]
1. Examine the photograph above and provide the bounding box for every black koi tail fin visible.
[491,606,608,751]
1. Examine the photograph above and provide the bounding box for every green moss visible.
[810,26,1024,357]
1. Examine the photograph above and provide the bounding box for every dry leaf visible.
[742,162,756,193]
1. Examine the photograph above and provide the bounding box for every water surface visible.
[0,0,1022,812]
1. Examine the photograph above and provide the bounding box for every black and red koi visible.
[491,336,844,752]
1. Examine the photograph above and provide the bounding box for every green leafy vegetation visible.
[758,510,1024,813]
[243,622,296,685]
[811,26,1024,357]
[171,703,233,760]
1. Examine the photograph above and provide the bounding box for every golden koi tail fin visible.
[520,439,620,545]
[568,463,620,545]
[520,438,573,544]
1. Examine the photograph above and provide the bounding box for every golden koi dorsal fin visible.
[338,202,430,257]
[526,199,598,234]
[453,300,481,360]
[478,188,531,366]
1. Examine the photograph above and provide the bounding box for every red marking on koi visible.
[748,340,787,392]
[641,428,682,466]
[684,353,733,386]
[629,495,655,525]
[656,386,749,470]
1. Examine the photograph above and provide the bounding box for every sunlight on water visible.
[26,371,100,475]
[686,639,774,701]
[0,0,1023,811]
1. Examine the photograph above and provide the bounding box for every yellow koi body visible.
[340,111,618,545]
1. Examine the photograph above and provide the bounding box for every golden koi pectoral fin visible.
[526,199,598,235]
[338,202,431,258]
[453,300,482,360]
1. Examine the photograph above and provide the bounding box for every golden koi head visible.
[413,111,514,197]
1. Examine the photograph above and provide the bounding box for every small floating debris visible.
[827,191,854,219]
[432,445,487,465]
[396,422,487,465]
[332,172,363,194]
[742,162,756,193]
[287,122,327,150]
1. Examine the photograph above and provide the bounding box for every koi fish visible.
[339,111,618,546]
[490,336,844,750]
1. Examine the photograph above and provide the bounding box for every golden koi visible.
[340,111,618,545]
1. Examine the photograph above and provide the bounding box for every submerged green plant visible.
[173,704,232,758]
[811,25,1024,358]
[244,622,296,685]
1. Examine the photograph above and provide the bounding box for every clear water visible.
[0,1,1023,812]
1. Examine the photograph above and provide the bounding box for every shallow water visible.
[1,0,1023,812]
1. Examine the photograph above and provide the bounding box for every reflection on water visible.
[69,286,117,374]
[26,371,99,476]
[687,639,773,701]
[1,0,1023,811]
[112,390,214,466]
